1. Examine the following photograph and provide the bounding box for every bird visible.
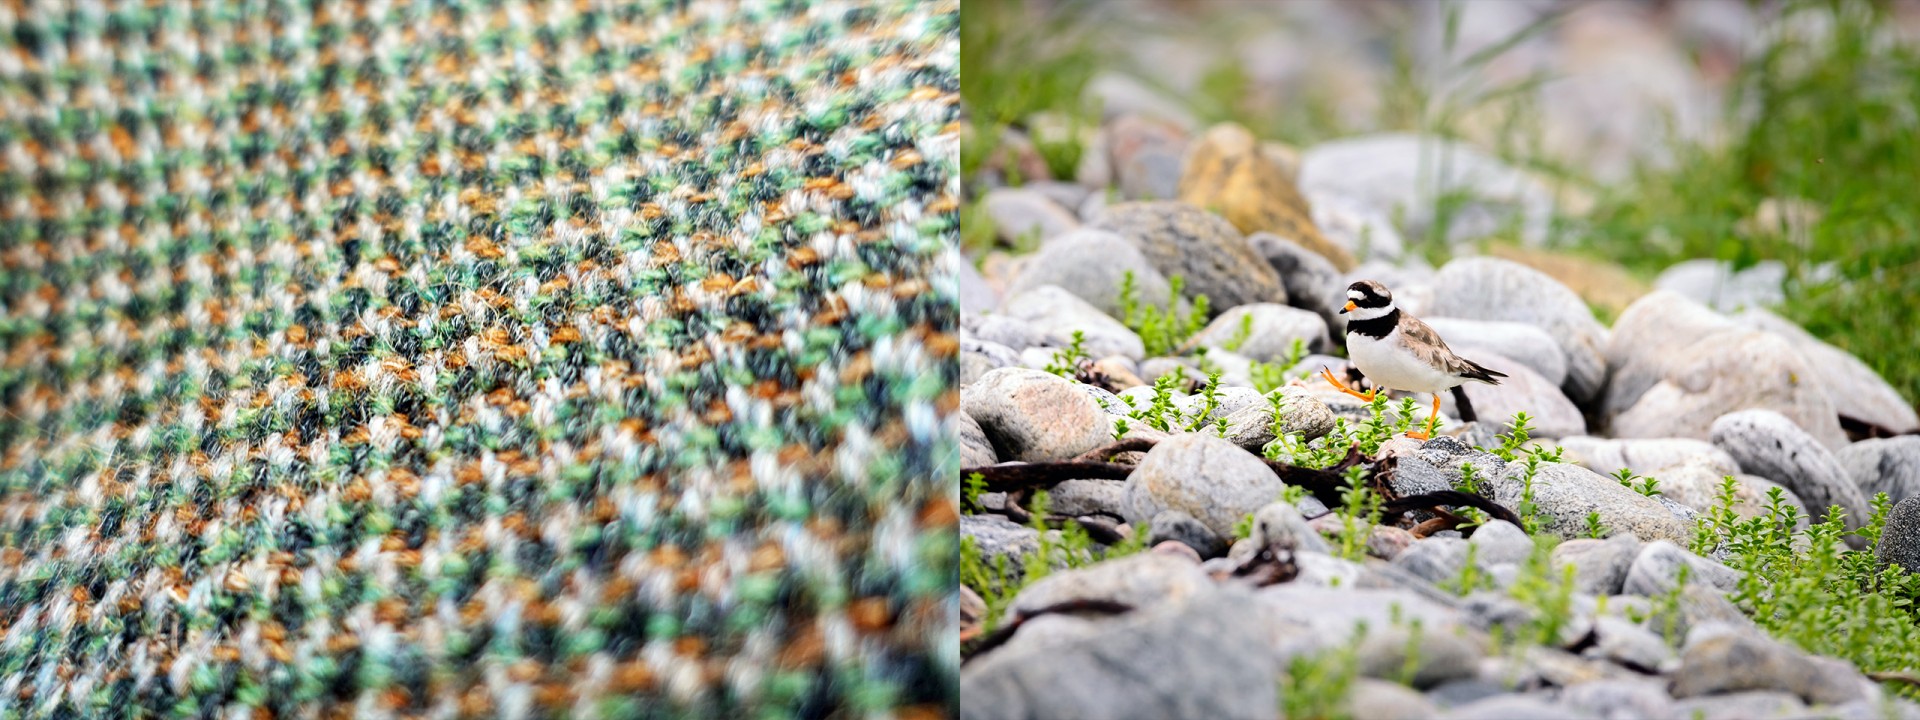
[1320,280,1507,440]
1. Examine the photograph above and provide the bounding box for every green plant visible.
[1248,338,1310,394]
[1584,511,1608,540]
[1185,370,1224,433]
[1222,313,1255,353]
[1045,330,1091,378]
[1120,273,1211,358]
[1332,465,1383,562]
[1278,628,1364,720]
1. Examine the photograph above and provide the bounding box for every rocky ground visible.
[956,5,1920,714]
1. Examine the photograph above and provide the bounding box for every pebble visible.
[1046,479,1131,518]
[1093,201,1289,311]
[1001,285,1147,360]
[1147,509,1228,559]
[1487,462,1691,544]
[1736,307,1920,434]
[1394,537,1472,584]
[962,514,1046,583]
[1221,389,1344,451]
[1710,410,1871,541]
[1252,500,1332,555]
[960,588,1278,720]
[1260,585,1470,660]
[1429,257,1610,404]
[1550,534,1643,595]
[1421,317,1570,387]
[1669,623,1869,705]
[1876,497,1920,575]
[1557,678,1680,720]
[1837,436,1920,506]
[1581,616,1679,675]
[984,186,1080,244]
[1604,291,1845,448]
[1292,550,1367,588]
[958,252,1001,313]
[1468,520,1536,566]
[1555,436,1740,479]
[958,411,999,468]
[1106,114,1191,201]
[1248,232,1348,335]
[965,313,1054,351]
[1121,433,1287,538]
[1347,678,1440,720]
[1005,229,1173,320]
[1354,624,1486,689]
[1449,351,1586,438]
[1669,691,1807,720]
[1424,679,1509,709]
[1008,552,1214,621]
[1150,540,1204,564]
[1437,693,1597,720]
[1387,436,1507,498]
[1645,457,1803,520]
[1368,525,1417,560]
[1187,303,1330,359]
[963,368,1116,462]
[1622,540,1741,597]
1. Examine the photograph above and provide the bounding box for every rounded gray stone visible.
[1002,285,1146,360]
[1876,496,1920,576]
[1839,436,1920,506]
[1468,520,1534,566]
[1604,291,1845,449]
[1187,302,1329,358]
[957,411,998,468]
[1428,257,1609,404]
[1556,436,1740,478]
[960,587,1278,720]
[1122,433,1284,538]
[1487,462,1690,544]
[1622,540,1740,597]
[1008,552,1213,621]
[1146,509,1227,559]
[1670,625,1868,705]
[1092,201,1288,312]
[963,367,1114,462]
[1248,231,1347,334]
[1006,229,1173,320]
[1710,409,1870,541]
[983,186,1080,244]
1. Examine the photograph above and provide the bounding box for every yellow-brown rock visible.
[1178,123,1356,271]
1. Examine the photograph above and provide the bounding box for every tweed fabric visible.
[0,1,960,717]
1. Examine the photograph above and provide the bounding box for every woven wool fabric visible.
[0,1,960,717]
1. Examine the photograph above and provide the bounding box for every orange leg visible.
[1405,394,1442,440]
[1319,367,1376,403]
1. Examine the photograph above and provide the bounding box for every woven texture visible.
[0,1,960,717]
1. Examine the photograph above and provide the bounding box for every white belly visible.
[1348,330,1463,394]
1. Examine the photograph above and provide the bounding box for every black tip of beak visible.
[1338,307,1348,315]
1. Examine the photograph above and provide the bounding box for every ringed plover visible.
[1320,280,1507,440]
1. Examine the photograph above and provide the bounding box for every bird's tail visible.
[1462,359,1507,385]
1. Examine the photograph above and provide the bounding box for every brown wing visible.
[1397,314,1507,383]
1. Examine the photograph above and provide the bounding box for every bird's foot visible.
[1319,366,1376,403]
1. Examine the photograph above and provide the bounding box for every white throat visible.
[1346,301,1396,322]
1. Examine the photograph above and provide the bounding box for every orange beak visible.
[1341,301,1356,314]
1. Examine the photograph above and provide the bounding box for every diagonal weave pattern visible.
[0,1,960,717]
